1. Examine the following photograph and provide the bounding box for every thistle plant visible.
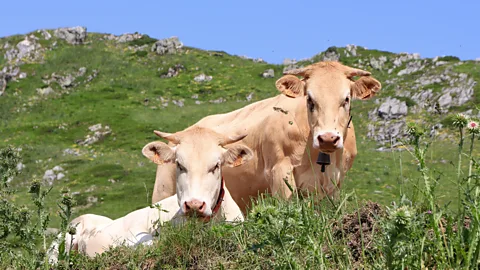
[57,188,75,264]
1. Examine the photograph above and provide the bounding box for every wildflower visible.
[451,113,469,129]
[467,121,479,135]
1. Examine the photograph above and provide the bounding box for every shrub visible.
[128,35,157,47]
[438,55,460,62]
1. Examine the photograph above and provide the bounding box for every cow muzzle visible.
[314,131,343,153]
[183,199,208,217]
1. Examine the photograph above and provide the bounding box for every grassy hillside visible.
[1,29,479,223]
[0,28,479,269]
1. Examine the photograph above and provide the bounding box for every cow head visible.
[276,61,381,153]
[142,127,253,218]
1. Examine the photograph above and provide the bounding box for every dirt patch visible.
[332,201,385,265]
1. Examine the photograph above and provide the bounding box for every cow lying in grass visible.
[48,127,252,261]
[152,61,382,210]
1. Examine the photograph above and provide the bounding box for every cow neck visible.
[201,176,225,222]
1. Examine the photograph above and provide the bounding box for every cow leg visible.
[151,163,177,203]
[269,158,296,199]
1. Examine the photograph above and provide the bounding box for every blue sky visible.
[2,0,478,63]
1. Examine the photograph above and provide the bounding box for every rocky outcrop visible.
[376,98,408,120]
[194,74,212,83]
[322,47,340,61]
[37,29,52,40]
[159,64,185,78]
[0,72,6,96]
[77,124,112,146]
[368,120,408,145]
[43,166,66,186]
[397,60,426,76]
[4,37,44,64]
[54,26,87,45]
[345,44,357,57]
[262,69,275,78]
[104,33,143,43]
[40,67,96,91]
[282,58,303,74]
[370,56,387,70]
[151,37,183,55]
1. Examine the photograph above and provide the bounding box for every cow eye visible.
[176,161,186,172]
[343,97,350,107]
[209,163,220,173]
[307,96,314,112]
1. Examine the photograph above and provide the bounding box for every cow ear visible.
[223,144,254,168]
[142,141,175,165]
[275,75,305,98]
[351,76,381,100]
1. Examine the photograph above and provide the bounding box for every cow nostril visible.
[185,202,191,211]
[333,136,340,145]
[199,202,205,211]
[317,136,324,144]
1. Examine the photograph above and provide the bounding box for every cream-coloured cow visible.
[48,127,252,260]
[152,61,381,210]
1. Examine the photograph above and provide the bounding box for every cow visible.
[48,127,252,259]
[151,61,381,211]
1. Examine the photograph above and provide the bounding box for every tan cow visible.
[48,127,252,259]
[152,61,381,211]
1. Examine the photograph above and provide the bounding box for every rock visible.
[151,37,183,55]
[345,44,357,56]
[172,99,184,107]
[43,170,56,185]
[53,166,64,172]
[246,92,253,102]
[262,69,275,78]
[367,120,407,144]
[63,148,81,156]
[438,93,452,108]
[87,196,98,204]
[37,29,52,40]
[36,87,54,95]
[108,179,116,184]
[54,26,87,45]
[19,72,27,79]
[283,58,297,66]
[397,60,425,76]
[116,33,142,43]
[88,124,102,132]
[210,97,226,104]
[283,64,304,74]
[322,47,340,61]
[159,64,185,78]
[16,37,40,59]
[78,67,87,76]
[0,73,6,96]
[191,94,199,99]
[85,70,98,83]
[159,96,169,107]
[78,124,111,145]
[52,73,76,88]
[239,55,265,63]
[195,100,203,105]
[56,173,65,180]
[194,74,212,83]
[377,98,408,120]
[392,53,421,68]
[16,162,25,171]
[370,56,387,70]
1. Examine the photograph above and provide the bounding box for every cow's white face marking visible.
[304,75,351,153]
